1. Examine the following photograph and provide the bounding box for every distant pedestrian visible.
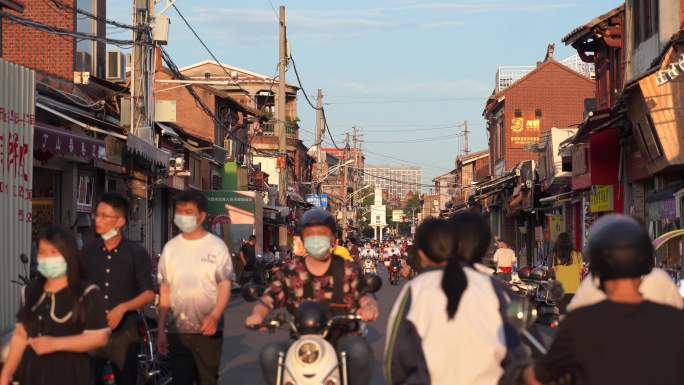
[157,189,234,385]
[82,192,155,385]
[551,232,583,313]
[0,225,109,385]
[239,235,256,283]
[492,239,516,281]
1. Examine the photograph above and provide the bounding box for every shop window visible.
[514,109,522,118]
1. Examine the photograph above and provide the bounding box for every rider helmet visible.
[297,208,338,235]
[588,214,653,282]
[294,301,328,334]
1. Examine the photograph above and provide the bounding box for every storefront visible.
[32,122,107,246]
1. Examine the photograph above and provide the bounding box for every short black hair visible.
[249,235,256,240]
[175,189,208,213]
[98,192,129,220]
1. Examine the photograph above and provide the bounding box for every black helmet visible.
[294,301,327,335]
[298,208,337,234]
[588,214,653,282]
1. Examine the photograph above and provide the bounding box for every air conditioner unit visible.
[106,51,127,81]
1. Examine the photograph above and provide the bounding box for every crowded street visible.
[3,1,684,385]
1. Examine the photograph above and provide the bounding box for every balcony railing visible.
[260,120,299,139]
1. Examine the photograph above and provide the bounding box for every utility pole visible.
[342,132,350,240]
[315,89,323,163]
[315,89,323,194]
[131,0,153,142]
[277,6,288,252]
[463,120,470,155]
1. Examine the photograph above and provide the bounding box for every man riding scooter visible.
[245,209,380,385]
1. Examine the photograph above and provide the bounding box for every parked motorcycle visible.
[511,265,564,328]
[242,275,382,385]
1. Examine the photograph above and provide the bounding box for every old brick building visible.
[475,46,595,265]
[484,49,595,177]
[1,0,106,80]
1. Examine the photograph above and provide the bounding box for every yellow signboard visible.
[548,215,564,241]
[510,118,541,144]
[590,185,613,213]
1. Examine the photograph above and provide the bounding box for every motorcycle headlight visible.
[297,341,321,365]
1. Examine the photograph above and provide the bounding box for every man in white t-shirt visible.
[567,268,683,312]
[157,189,234,385]
[492,239,516,282]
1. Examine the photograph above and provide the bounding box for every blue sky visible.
[107,0,621,186]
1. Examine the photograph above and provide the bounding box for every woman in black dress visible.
[0,225,109,385]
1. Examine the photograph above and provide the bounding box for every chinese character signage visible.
[0,59,35,331]
[510,117,541,145]
[204,191,258,254]
[590,185,614,213]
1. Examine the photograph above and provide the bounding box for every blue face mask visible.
[304,236,332,260]
[174,214,199,233]
[37,256,68,279]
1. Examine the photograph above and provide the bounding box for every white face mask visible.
[174,214,199,233]
[101,227,118,241]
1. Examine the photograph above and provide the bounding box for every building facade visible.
[363,164,421,206]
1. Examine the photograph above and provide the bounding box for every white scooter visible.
[243,275,382,385]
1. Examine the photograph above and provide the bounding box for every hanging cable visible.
[0,11,137,47]
[172,4,254,98]
[46,0,142,31]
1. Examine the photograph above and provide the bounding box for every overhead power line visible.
[363,148,452,171]
[172,4,253,98]
[45,0,141,31]
[159,47,272,157]
[363,132,464,144]
[0,10,137,47]
[324,96,487,105]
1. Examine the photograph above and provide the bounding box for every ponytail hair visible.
[442,211,492,319]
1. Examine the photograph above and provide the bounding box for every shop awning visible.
[157,123,179,138]
[126,133,170,167]
[572,108,625,143]
[539,191,577,205]
[34,123,106,161]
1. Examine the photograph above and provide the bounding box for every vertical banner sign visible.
[0,59,35,332]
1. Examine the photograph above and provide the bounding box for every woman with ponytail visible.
[384,213,526,385]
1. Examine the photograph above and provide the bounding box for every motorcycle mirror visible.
[20,253,28,264]
[241,283,263,302]
[361,274,382,294]
[547,281,565,303]
[504,297,538,330]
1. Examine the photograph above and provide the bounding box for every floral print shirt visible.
[262,256,363,315]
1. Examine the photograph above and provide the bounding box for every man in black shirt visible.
[524,215,684,385]
[240,235,256,281]
[82,192,155,385]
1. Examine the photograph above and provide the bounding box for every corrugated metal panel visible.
[0,59,35,332]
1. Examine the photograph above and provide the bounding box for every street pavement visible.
[218,265,405,385]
